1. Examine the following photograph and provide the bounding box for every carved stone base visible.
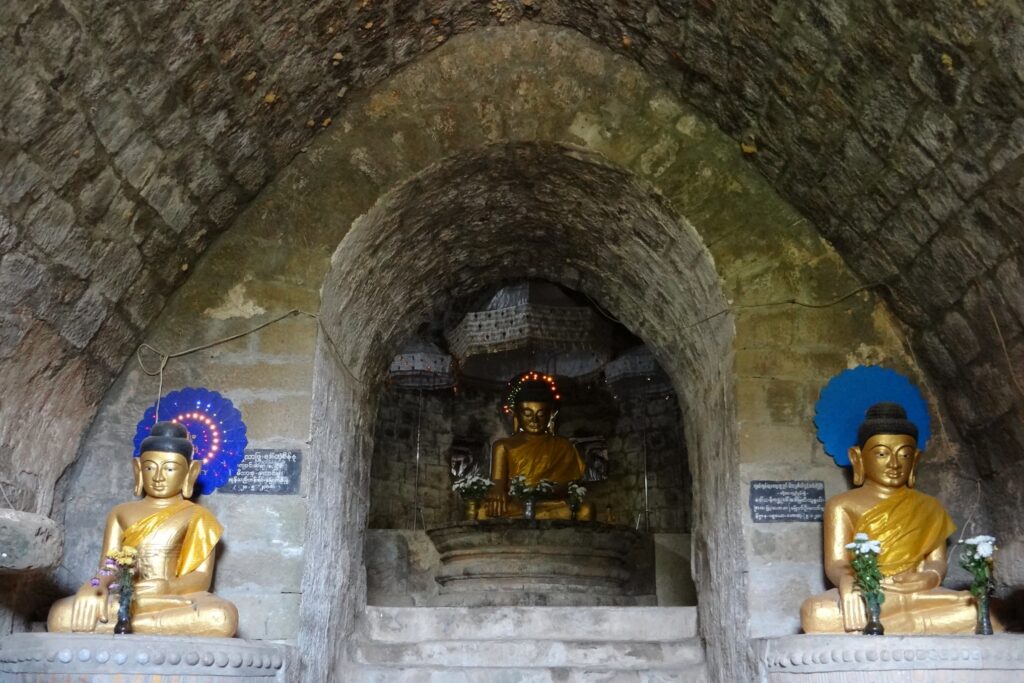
[0,633,293,682]
[755,634,1024,682]
[426,520,643,606]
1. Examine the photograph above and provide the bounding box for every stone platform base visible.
[427,520,644,606]
[345,605,707,682]
[0,633,294,682]
[755,634,1024,682]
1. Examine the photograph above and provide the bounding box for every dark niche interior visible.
[368,379,691,533]
[364,280,695,607]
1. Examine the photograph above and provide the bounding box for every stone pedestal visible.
[426,520,643,606]
[755,634,1024,682]
[0,633,294,682]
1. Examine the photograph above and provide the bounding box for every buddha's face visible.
[136,450,192,498]
[854,433,919,488]
[515,401,552,435]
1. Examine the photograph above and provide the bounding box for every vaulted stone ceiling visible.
[2,0,1023,518]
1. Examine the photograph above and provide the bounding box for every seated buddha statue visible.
[801,403,994,634]
[48,422,237,636]
[481,376,593,521]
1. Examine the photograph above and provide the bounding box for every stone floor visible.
[342,606,708,682]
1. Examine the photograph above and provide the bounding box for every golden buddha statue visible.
[482,375,593,520]
[801,403,995,634]
[48,422,238,636]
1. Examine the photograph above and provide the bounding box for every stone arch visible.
[5,1,1021,582]
[55,24,934,683]
[304,140,741,679]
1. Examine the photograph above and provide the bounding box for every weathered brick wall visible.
[369,387,457,529]
[4,2,1023,534]
[2,0,1021,525]
[4,20,1003,682]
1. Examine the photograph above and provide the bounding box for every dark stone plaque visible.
[749,480,825,523]
[220,449,301,495]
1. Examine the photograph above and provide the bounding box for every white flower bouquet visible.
[507,474,555,500]
[959,535,996,599]
[567,481,586,511]
[452,473,493,501]
[959,534,997,634]
[845,532,884,634]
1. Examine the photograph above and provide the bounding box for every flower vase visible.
[464,499,479,521]
[523,498,536,520]
[113,599,132,634]
[862,596,884,636]
[570,507,578,522]
[976,594,993,635]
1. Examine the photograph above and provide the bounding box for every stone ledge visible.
[0,509,62,572]
[426,520,644,606]
[0,633,294,682]
[755,634,1024,682]
[360,605,699,642]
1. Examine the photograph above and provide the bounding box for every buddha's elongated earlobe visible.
[849,446,864,486]
[132,459,144,497]
[907,449,920,488]
[182,460,202,499]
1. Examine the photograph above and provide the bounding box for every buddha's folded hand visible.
[839,574,867,631]
[886,569,941,594]
[135,578,171,595]
[70,586,109,631]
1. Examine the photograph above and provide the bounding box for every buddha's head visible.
[848,402,921,489]
[512,379,558,435]
[133,421,202,499]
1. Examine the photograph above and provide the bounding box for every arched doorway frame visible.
[58,24,904,683]
[301,141,746,680]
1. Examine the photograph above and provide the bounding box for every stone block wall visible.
[4,0,1020,539]
[368,388,458,529]
[17,24,994,683]
[4,1,1023,653]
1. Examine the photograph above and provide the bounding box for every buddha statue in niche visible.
[48,422,238,636]
[482,375,594,520]
[801,403,994,634]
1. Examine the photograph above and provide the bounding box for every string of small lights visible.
[502,370,561,414]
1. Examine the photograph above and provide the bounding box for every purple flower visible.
[109,583,121,591]
[104,558,117,568]
[90,578,100,587]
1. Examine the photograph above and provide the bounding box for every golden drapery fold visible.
[854,487,955,576]
[120,500,223,577]
[508,435,586,485]
[176,505,223,577]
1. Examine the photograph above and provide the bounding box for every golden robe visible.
[120,499,223,577]
[854,487,955,576]
[801,487,980,634]
[506,434,586,485]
